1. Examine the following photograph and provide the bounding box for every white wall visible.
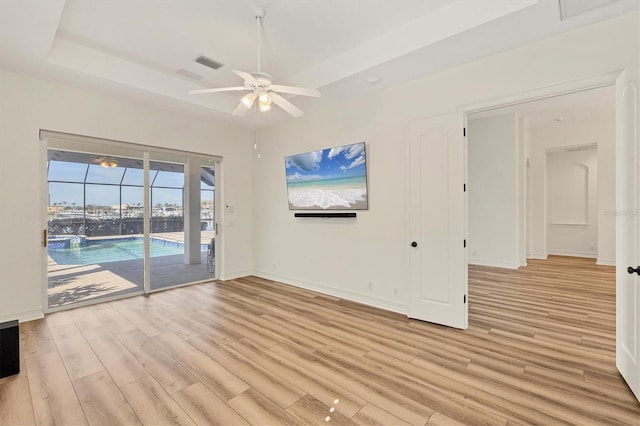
[546,147,599,257]
[467,114,520,269]
[252,13,636,313]
[0,69,254,322]
[528,114,615,264]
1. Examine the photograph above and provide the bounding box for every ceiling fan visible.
[91,156,118,168]
[188,7,320,118]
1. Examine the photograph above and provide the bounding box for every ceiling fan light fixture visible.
[259,92,271,104]
[99,159,118,168]
[258,92,272,112]
[241,92,257,107]
[259,103,271,112]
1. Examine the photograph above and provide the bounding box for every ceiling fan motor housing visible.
[244,72,272,92]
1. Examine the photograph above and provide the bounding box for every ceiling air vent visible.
[194,55,224,70]
[558,0,619,20]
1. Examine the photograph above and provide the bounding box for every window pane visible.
[201,189,214,231]
[152,188,183,215]
[86,164,126,184]
[121,186,144,234]
[201,167,214,189]
[85,184,120,206]
[122,167,144,186]
[85,185,120,236]
[122,186,143,207]
[48,183,84,235]
[153,170,184,188]
[48,161,88,182]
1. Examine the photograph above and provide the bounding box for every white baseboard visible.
[547,250,597,258]
[596,258,616,266]
[528,253,548,260]
[467,257,520,269]
[219,270,252,281]
[252,269,407,315]
[0,307,44,324]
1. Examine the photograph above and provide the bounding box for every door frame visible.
[457,70,625,372]
[40,130,223,313]
[459,71,620,264]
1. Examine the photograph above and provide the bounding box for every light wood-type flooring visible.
[2,256,639,425]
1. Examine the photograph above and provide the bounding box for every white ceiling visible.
[0,0,636,128]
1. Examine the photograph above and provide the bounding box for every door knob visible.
[627,266,640,275]
[411,241,418,248]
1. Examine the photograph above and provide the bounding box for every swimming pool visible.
[48,237,205,265]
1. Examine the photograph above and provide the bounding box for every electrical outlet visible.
[394,288,399,297]
[368,282,373,291]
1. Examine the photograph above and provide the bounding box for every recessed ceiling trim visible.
[558,0,620,21]
[176,68,203,81]
[289,0,538,89]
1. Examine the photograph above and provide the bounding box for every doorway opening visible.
[467,85,615,267]
[465,86,623,393]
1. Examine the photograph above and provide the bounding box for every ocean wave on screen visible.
[289,188,366,209]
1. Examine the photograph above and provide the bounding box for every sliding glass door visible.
[148,159,187,290]
[44,133,218,311]
[47,150,146,308]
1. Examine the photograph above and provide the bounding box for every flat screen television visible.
[285,142,368,210]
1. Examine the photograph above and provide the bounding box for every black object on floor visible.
[0,320,19,378]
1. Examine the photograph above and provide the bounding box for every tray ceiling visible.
[0,0,636,127]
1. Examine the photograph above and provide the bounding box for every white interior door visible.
[409,112,467,329]
[616,65,640,402]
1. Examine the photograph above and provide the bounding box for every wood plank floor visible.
[2,256,639,425]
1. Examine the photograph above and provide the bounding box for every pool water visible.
[48,238,197,265]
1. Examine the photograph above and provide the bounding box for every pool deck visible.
[48,231,216,308]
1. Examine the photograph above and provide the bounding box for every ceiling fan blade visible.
[269,92,304,118]
[232,102,250,116]
[188,86,247,95]
[270,85,321,98]
[232,70,259,85]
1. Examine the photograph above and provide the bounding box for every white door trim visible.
[459,71,620,114]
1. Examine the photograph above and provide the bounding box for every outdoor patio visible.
[48,231,216,308]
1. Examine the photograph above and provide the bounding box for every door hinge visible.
[464,183,466,192]
[463,239,466,248]
[464,294,467,303]
[463,127,466,137]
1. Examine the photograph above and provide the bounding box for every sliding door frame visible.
[41,130,222,313]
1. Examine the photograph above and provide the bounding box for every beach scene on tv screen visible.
[285,142,368,210]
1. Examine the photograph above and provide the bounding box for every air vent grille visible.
[195,55,224,70]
